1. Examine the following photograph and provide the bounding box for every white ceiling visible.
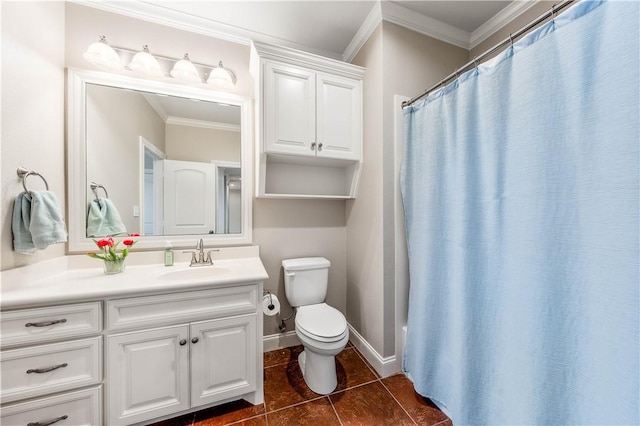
[85,0,536,61]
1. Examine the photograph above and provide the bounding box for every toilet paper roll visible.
[262,293,280,316]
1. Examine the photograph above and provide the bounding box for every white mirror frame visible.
[67,68,253,253]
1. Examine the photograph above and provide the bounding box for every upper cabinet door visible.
[316,73,362,161]
[264,62,316,156]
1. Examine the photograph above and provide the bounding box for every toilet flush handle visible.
[285,271,295,277]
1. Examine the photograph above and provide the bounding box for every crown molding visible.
[381,1,471,49]
[70,0,344,61]
[470,0,539,49]
[344,1,539,62]
[343,2,382,63]
[253,41,365,80]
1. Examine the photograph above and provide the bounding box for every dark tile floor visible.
[150,342,451,425]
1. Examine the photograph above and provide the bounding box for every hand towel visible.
[86,197,127,237]
[12,192,36,253]
[29,190,68,249]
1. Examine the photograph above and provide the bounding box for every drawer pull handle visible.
[27,363,68,374]
[25,319,67,327]
[27,414,68,426]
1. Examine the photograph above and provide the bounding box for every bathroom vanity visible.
[0,248,267,426]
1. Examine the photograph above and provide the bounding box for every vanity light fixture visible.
[128,45,164,78]
[82,36,237,89]
[83,36,123,71]
[170,54,201,84]
[207,61,236,89]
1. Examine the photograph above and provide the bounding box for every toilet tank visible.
[282,257,331,307]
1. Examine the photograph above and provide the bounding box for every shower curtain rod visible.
[402,0,576,108]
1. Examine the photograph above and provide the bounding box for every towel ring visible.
[17,167,49,193]
[90,182,109,200]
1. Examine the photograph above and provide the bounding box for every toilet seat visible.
[296,303,347,343]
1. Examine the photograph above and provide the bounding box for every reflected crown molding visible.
[165,116,241,132]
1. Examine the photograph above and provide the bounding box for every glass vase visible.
[103,259,125,275]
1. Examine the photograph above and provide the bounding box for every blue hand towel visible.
[12,192,36,253]
[28,190,68,249]
[86,197,127,237]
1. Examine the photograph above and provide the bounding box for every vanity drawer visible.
[1,302,102,348]
[107,285,258,331]
[1,386,102,426]
[0,336,102,404]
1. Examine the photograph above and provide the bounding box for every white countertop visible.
[0,246,268,310]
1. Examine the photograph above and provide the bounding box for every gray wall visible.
[1,1,66,270]
[348,21,468,359]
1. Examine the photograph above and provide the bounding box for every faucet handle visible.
[205,249,220,264]
[182,250,197,265]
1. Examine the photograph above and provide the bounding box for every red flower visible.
[97,239,112,248]
[129,233,141,237]
[123,239,135,246]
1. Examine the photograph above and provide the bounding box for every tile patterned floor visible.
[150,342,451,426]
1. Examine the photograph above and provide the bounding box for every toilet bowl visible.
[295,303,349,394]
[282,257,349,395]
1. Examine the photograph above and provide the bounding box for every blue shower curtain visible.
[400,1,639,424]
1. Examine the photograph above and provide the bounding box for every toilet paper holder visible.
[264,290,275,311]
[263,290,294,332]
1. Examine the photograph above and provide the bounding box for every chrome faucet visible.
[183,238,218,267]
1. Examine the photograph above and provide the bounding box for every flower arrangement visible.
[87,233,140,262]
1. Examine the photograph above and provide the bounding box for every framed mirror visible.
[67,69,253,252]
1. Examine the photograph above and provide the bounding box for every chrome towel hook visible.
[17,167,49,194]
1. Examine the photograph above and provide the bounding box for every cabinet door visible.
[107,325,189,425]
[264,61,316,156]
[316,73,362,160]
[190,315,257,407]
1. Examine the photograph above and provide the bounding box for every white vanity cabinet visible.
[252,41,365,198]
[106,285,260,426]
[0,302,103,426]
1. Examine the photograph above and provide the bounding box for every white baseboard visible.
[347,324,401,378]
[262,330,300,353]
[262,324,402,378]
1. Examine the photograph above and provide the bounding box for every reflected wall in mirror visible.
[86,84,241,237]
[68,69,253,252]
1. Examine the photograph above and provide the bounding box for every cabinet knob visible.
[310,142,317,151]
[318,143,323,151]
[191,337,199,344]
[179,339,187,346]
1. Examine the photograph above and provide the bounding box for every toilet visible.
[282,257,349,395]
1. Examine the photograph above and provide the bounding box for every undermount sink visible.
[159,266,231,281]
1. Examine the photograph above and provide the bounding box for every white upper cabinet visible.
[316,73,362,160]
[264,62,362,161]
[252,42,365,198]
[264,62,316,156]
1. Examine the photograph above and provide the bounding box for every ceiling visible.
[86,0,534,61]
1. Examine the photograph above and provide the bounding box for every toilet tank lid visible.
[282,257,330,271]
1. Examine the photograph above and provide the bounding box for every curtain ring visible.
[509,33,514,47]
[551,4,557,21]
[473,56,479,69]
